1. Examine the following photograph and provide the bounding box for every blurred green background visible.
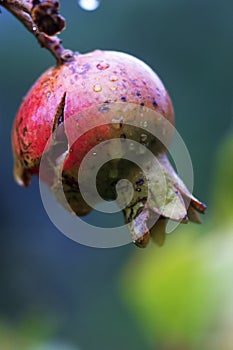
[0,0,233,349]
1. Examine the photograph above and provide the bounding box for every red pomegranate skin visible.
[12,50,174,186]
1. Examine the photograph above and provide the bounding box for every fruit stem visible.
[0,0,75,65]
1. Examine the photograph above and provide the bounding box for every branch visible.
[0,0,75,65]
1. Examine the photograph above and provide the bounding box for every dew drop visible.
[129,142,135,151]
[93,84,102,92]
[112,116,124,129]
[32,25,37,32]
[92,152,97,156]
[78,0,100,11]
[143,121,148,128]
[99,104,110,113]
[96,62,110,70]
[110,75,118,82]
[140,134,148,143]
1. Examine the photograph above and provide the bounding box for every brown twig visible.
[0,0,75,65]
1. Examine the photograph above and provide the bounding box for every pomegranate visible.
[12,50,206,247]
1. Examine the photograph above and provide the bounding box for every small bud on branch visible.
[0,0,74,65]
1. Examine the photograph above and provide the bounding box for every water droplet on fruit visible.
[93,84,102,92]
[129,143,135,151]
[140,134,148,143]
[96,62,110,70]
[78,0,100,11]
[110,75,118,82]
[99,104,110,113]
[112,117,124,129]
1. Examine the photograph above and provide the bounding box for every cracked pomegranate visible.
[12,50,206,247]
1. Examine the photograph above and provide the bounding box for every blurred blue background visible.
[0,0,233,349]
